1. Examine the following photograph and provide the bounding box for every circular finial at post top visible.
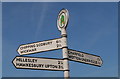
[57,8,69,31]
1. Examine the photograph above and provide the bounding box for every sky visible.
[2,2,118,77]
[0,1,2,78]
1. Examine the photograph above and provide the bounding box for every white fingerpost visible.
[57,8,70,79]
[62,35,69,79]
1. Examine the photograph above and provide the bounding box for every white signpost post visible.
[12,8,103,79]
[17,38,67,55]
[68,49,103,67]
[12,56,67,71]
[57,8,70,79]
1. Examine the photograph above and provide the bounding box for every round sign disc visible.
[57,8,69,31]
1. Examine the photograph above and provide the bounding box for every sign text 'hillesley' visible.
[12,56,67,71]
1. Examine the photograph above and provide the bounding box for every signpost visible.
[68,49,103,67]
[12,8,103,79]
[17,38,67,55]
[57,8,70,79]
[12,56,67,71]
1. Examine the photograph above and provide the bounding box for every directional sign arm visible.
[17,38,67,55]
[12,56,67,71]
[68,49,103,67]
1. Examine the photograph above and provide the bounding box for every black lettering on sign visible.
[20,44,36,50]
[45,64,49,68]
[57,44,62,48]
[56,40,61,43]
[20,48,37,54]
[44,64,60,69]
[16,58,21,62]
[68,51,84,57]
[16,63,45,68]
[95,61,97,64]
[58,65,63,69]
[97,58,100,61]
[16,58,37,63]
[58,61,63,64]
[36,41,52,47]
[60,65,64,69]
